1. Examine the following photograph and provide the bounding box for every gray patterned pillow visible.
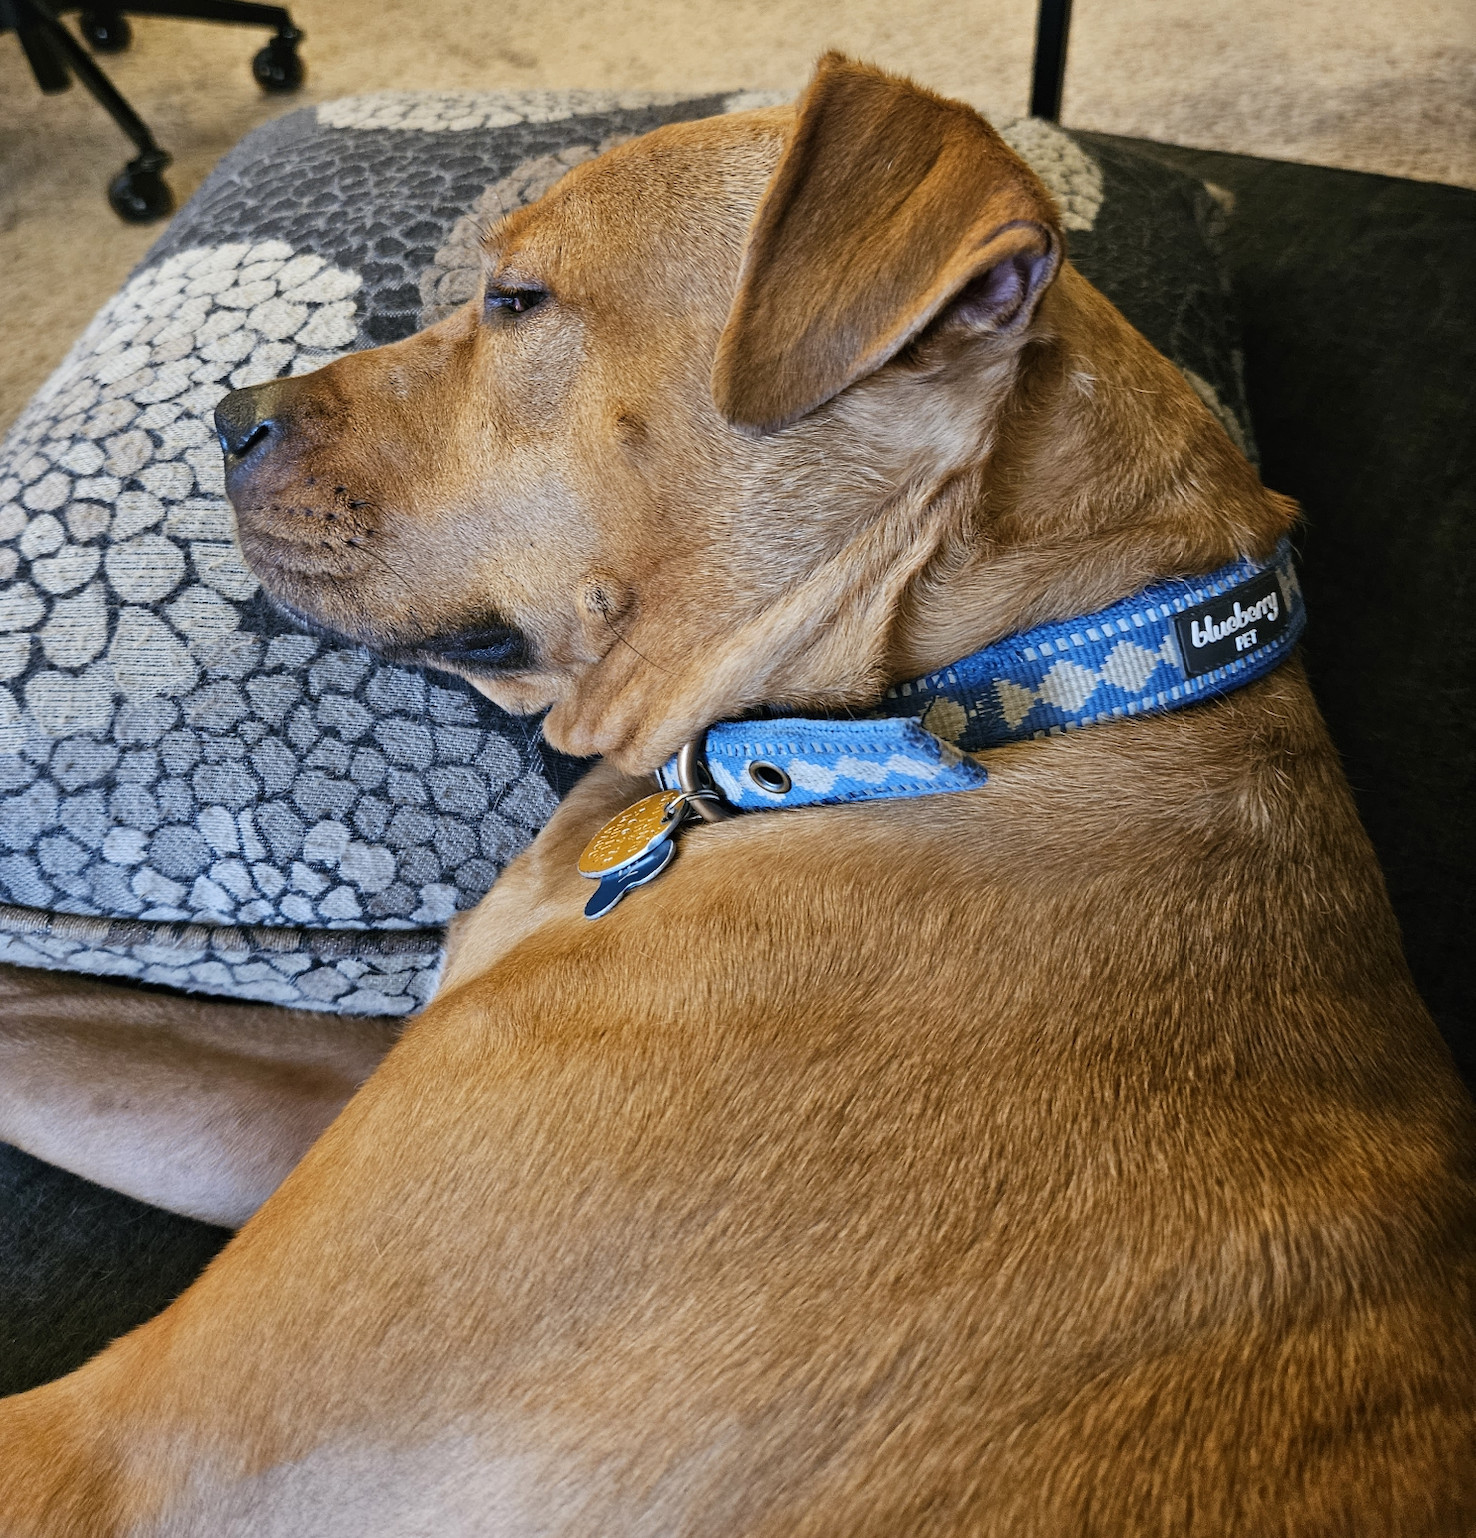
[0,91,1253,1014]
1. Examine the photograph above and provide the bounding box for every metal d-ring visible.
[675,734,734,821]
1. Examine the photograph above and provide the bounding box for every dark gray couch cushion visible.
[1089,136,1475,1086]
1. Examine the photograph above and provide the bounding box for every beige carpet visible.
[2,0,1472,432]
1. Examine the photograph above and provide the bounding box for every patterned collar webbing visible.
[658,538,1304,812]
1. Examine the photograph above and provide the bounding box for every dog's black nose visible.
[215,384,278,461]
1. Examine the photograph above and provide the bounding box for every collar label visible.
[1174,568,1288,678]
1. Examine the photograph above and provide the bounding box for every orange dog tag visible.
[577,791,693,919]
[577,792,687,876]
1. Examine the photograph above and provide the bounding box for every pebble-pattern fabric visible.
[0,91,1255,1013]
[316,89,701,134]
[0,93,750,1011]
[998,118,1104,231]
[0,235,566,938]
[1066,132,1257,463]
[142,92,734,349]
[0,901,442,1012]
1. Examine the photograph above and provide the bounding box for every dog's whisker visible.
[348,535,417,600]
[602,612,669,674]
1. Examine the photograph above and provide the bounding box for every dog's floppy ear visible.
[713,55,1063,435]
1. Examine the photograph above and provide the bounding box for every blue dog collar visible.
[660,538,1304,812]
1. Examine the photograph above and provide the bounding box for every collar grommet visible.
[746,761,791,796]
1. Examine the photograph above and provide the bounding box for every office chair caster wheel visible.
[80,10,132,52]
[108,161,174,223]
[252,31,304,93]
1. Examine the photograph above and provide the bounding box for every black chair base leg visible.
[22,1,169,159]
[16,20,72,91]
[19,0,176,220]
[112,0,306,92]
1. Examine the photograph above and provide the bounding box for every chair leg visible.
[90,0,299,36]
[17,0,175,221]
[88,0,307,92]
[19,0,169,166]
[11,0,308,221]
[15,16,73,92]
[1029,0,1074,121]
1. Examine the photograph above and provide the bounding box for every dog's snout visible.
[215,383,281,463]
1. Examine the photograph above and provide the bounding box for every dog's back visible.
[391,669,1471,1535]
[3,667,1469,1536]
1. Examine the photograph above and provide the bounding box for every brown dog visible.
[1,55,1472,1535]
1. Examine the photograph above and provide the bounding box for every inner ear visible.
[950,237,1058,335]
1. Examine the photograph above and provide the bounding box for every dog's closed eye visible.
[484,285,549,318]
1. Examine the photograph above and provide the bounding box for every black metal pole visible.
[1029,0,1073,121]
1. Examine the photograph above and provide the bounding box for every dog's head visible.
[221,56,1205,771]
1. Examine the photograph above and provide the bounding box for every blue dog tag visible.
[582,838,676,919]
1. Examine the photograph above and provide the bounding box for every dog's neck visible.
[887,265,1292,682]
[546,267,1293,773]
